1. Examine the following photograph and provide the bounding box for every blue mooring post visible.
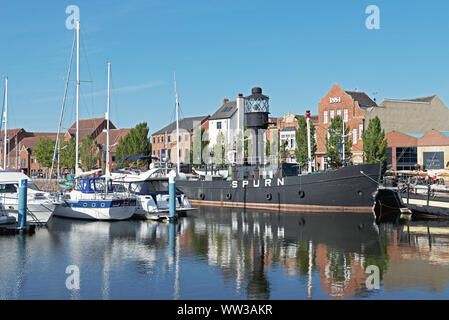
[18,179,28,229]
[168,170,177,222]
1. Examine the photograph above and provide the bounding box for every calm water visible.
[1,206,449,300]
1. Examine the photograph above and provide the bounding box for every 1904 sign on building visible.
[423,152,444,169]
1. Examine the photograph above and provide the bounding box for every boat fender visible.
[298,190,305,198]
[266,193,272,201]
[226,193,232,200]
[199,193,205,200]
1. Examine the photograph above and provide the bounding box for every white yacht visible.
[110,168,194,219]
[0,171,58,224]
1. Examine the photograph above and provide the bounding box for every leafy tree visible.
[325,115,352,168]
[116,122,151,167]
[59,137,76,171]
[212,131,227,167]
[362,116,387,164]
[190,127,209,166]
[35,137,56,170]
[295,116,317,170]
[80,134,98,170]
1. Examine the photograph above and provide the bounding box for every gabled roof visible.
[281,126,296,132]
[153,116,208,136]
[67,118,116,141]
[209,100,237,120]
[345,91,378,108]
[401,95,436,103]
[0,128,25,141]
[10,132,58,154]
[96,129,131,152]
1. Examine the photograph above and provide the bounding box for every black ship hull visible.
[177,163,383,213]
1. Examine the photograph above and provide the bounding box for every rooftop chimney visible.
[222,98,229,105]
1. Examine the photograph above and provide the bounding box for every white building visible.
[208,95,245,164]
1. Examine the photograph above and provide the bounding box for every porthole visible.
[199,193,205,200]
[101,203,105,208]
[92,203,96,208]
[266,193,272,201]
[83,203,87,208]
[226,193,232,200]
[298,190,305,198]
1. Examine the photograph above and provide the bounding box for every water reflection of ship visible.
[185,207,384,299]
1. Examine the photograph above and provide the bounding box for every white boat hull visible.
[54,202,136,221]
[4,202,57,224]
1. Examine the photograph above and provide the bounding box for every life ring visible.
[226,193,232,200]
[199,193,205,200]
[298,190,305,198]
[266,193,272,201]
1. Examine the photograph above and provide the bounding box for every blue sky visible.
[0,0,448,134]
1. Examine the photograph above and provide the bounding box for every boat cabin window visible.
[0,184,17,193]
[112,184,126,193]
[128,180,175,195]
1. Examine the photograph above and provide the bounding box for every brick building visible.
[0,118,130,177]
[386,130,449,171]
[152,116,209,164]
[266,112,319,164]
[315,83,378,170]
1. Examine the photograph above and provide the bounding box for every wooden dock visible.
[0,224,36,235]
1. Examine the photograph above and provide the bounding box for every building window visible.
[185,134,189,141]
[353,128,357,144]
[344,109,348,122]
[330,110,335,119]
[168,135,171,143]
[359,124,363,141]
[217,121,222,129]
[337,109,341,118]
[324,111,328,124]
[179,135,181,142]
[153,137,156,144]
[161,136,164,143]
[158,137,160,143]
[396,147,417,170]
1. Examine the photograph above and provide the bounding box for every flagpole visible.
[3,77,7,170]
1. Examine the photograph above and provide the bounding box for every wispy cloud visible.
[28,80,165,104]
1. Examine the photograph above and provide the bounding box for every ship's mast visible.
[3,77,7,170]
[174,73,180,174]
[105,62,111,193]
[75,19,80,177]
[306,110,312,173]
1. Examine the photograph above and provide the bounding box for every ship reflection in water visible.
[1,207,449,299]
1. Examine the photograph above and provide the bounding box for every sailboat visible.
[53,20,137,221]
[0,77,59,225]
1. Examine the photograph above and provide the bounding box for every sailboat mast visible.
[174,73,180,174]
[3,77,7,170]
[106,62,111,178]
[75,19,80,176]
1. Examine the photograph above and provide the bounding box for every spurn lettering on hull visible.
[231,178,284,189]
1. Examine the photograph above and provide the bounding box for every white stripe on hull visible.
[54,205,136,221]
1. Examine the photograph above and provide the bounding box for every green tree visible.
[35,137,56,171]
[190,127,209,166]
[116,122,151,167]
[325,115,352,168]
[295,117,317,170]
[59,137,76,171]
[362,116,388,163]
[80,134,98,170]
[212,131,227,167]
